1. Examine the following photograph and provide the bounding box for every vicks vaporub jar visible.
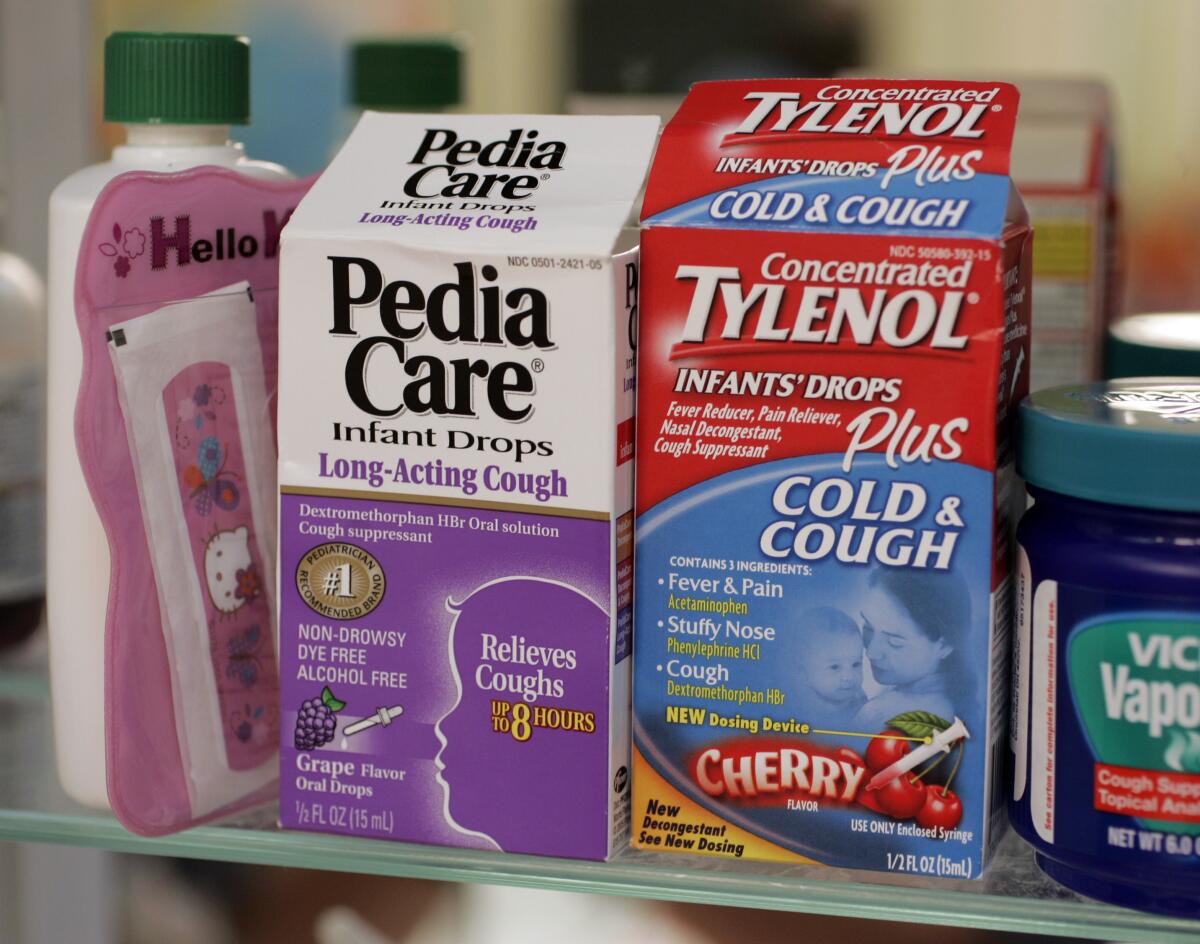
[1011,379,1200,916]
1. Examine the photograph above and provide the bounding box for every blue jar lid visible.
[1018,378,1200,512]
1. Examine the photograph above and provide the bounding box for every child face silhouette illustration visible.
[435,577,611,858]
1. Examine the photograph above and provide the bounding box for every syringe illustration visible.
[344,705,405,737]
[866,717,970,791]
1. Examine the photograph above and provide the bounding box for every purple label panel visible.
[279,493,617,860]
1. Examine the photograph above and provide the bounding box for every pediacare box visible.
[632,79,1032,878]
[276,112,658,859]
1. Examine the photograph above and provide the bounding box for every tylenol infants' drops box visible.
[632,79,1032,878]
[276,112,658,859]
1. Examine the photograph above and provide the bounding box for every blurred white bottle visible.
[0,105,46,651]
[46,32,289,810]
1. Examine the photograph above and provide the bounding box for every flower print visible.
[122,227,146,259]
[231,703,275,747]
[235,564,260,601]
[225,624,262,687]
[198,436,222,479]
[178,396,198,424]
[252,720,273,746]
[213,478,240,511]
[194,384,212,407]
[114,256,130,278]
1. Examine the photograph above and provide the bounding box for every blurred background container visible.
[5,0,1200,319]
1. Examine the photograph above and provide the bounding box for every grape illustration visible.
[293,701,334,750]
[293,686,346,752]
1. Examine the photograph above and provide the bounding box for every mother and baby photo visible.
[791,568,977,732]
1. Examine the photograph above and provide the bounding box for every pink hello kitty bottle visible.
[46,33,289,809]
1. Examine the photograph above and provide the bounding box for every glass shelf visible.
[1,670,1198,943]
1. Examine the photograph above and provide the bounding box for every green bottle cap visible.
[1106,312,1200,379]
[350,38,463,110]
[104,32,250,125]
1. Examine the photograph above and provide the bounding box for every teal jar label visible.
[1069,616,1200,836]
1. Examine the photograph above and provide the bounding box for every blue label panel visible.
[644,172,1011,240]
[634,453,995,872]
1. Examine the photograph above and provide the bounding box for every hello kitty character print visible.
[204,525,253,613]
[166,362,279,769]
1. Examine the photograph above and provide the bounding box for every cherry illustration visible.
[917,787,963,830]
[875,773,926,819]
[865,729,910,772]
[920,740,967,832]
[857,786,887,814]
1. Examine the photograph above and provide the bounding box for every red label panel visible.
[635,227,1012,513]
[643,79,1020,220]
[1094,763,1200,824]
